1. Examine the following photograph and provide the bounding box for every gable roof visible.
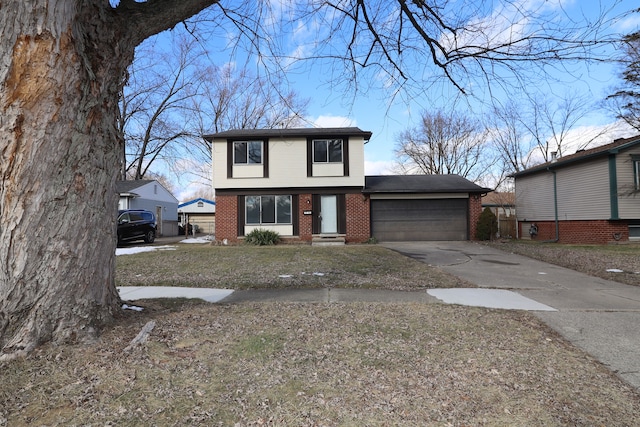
[513,134,640,178]
[203,127,372,141]
[116,179,155,193]
[178,198,216,208]
[364,175,491,194]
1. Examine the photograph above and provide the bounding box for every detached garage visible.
[364,175,491,241]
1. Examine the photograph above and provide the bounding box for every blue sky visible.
[275,0,640,173]
[134,1,640,200]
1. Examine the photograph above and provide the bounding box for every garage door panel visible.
[371,199,467,241]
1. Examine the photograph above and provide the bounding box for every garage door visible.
[371,199,468,241]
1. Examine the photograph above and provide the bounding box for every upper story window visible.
[234,141,262,164]
[313,139,343,163]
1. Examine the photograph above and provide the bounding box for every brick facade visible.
[297,193,313,242]
[213,195,238,243]
[468,194,484,241]
[519,220,630,244]
[215,192,371,244]
[345,193,371,243]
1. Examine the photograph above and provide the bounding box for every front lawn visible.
[116,244,473,290]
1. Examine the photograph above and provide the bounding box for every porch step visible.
[312,235,346,246]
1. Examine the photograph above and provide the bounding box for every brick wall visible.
[468,194,483,241]
[215,192,371,244]
[214,195,238,243]
[345,193,370,243]
[519,220,629,244]
[298,193,313,242]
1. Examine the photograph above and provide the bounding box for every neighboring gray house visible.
[178,198,216,235]
[117,180,179,236]
[513,135,640,244]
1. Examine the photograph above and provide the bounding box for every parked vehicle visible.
[117,209,157,245]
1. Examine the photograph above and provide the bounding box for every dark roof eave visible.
[363,188,490,194]
[512,135,640,178]
[203,127,372,141]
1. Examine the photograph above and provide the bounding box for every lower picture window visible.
[246,195,292,224]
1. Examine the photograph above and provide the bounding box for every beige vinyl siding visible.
[554,159,610,220]
[213,136,366,189]
[245,224,293,236]
[212,141,228,188]
[515,173,556,221]
[312,162,345,177]
[232,164,264,178]
[617,146,640,219]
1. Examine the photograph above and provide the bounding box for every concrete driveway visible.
[382,241,640,391]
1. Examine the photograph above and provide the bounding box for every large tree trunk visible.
[0,2,133,357]
[0,0,219,358]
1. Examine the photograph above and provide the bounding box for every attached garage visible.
[371,197,468,241]
[365,175,490,242]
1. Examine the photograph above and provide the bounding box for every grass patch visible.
[234,333,285,359]
[2,303,639,425]
[488,240,640,286]
[117,244,472,290]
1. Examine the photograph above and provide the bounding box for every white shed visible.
[178,198,216,235]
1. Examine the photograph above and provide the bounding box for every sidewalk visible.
[118,286,555,309]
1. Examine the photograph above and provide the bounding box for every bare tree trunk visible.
[0,0,220,358]
[0,1,132,357]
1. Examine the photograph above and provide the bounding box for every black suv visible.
[117,210,157,245]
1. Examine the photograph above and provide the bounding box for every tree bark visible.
[0,0,218,358]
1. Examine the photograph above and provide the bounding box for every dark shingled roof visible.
[512,134,640,178]
[364,175,491,194]
[203,127,372,141]
[116,180,154,193]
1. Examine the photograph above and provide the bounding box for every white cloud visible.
[364,160,395,175]
[310,115,355,127]
[618,14,640,33]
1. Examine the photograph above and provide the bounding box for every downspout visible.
[544,167,560,243]
[608,153,619,221]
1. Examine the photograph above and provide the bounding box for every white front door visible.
[320,195,338,234]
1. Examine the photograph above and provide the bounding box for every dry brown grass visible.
[3,300,640,426]
[487,240,640,287]
[116,244,472,290]
[2,243,640,426]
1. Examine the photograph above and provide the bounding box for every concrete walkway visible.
[382,241,640,391]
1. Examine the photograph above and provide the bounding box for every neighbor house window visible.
[313,139,343,163]
[634,157,640,190]
[245,195,292,224]
[234,141,262,164]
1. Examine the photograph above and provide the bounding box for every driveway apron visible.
[382,241,640,391]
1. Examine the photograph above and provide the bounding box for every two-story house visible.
[205,127,490,243]
[513,135,640,244]
[206,127,372,244]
